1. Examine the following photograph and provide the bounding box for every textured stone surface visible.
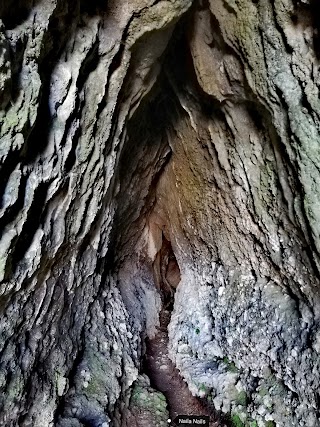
[1,0,320,426]
[0,1,192,426]
[121,375,169,427]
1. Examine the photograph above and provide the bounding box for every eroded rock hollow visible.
[1,0,320,426]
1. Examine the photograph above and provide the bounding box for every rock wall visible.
[1,0,320,426]
[0,1,192,425]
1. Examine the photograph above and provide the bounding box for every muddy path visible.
[143,309,226,427]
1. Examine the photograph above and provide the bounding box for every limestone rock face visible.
[1,0,320,426]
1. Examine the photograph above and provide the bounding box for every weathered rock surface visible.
[1,0,320,426]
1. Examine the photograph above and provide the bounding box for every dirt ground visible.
[143,309,227,427]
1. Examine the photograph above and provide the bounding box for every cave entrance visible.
[115,17,222,423]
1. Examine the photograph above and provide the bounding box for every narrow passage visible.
[143,309,226,427]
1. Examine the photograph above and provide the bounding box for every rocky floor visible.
[143,309,225,427]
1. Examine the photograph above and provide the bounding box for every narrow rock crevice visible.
[143,308,224,427]
[3,1,320,426]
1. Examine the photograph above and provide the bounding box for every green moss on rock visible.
[231,414,245,427]
[236,390,248,407]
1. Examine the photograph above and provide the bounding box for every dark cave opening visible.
[114,12,233,425]
[152,233,180,311]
